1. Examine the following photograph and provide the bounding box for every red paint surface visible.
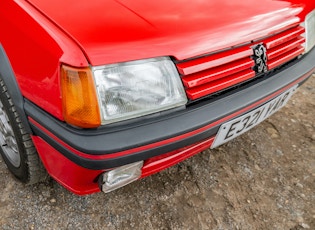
[32,136,103,195]
[0,1,88,120]
[31,134,215,195]
[141,137,215,178]
[27,0,305,66]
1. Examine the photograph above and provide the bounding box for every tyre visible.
[0,78,47,184]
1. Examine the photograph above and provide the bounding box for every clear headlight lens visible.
[93,57,187,124]
[304,9,315,53]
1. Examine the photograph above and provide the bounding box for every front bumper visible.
[26,47,315,195]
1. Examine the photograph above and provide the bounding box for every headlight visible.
[93,57,187,124]
[304,9,315,53]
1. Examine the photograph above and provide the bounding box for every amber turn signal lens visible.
[61,65,101,128]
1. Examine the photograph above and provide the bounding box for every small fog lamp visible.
[99,161,143,193]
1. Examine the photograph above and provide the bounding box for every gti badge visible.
[252,44,268,74]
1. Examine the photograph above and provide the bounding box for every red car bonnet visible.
[26,0,303,66]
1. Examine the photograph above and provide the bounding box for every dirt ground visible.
[0,75,314,230]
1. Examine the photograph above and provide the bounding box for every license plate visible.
[211,85,298,148]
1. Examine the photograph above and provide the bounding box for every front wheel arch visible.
[0,44,47,184]
[0,44,32,134]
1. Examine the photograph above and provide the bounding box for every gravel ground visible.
[0,75,314,230]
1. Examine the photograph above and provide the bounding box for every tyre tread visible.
[0,79,48,184]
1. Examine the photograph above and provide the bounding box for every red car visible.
[0,0,314,195]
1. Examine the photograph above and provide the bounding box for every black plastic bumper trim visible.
[25,48,315,170]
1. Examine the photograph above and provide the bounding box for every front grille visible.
[264,26,305,69]
[176,25,305,101]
